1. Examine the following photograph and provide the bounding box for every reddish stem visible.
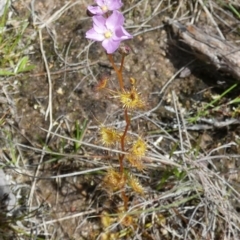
[119,55,125,73]
[107,53,129,210]
[121,190,129,211]
[107,54,124,91]
[118,109,130,173]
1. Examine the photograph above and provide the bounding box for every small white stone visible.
[57,87,64,95]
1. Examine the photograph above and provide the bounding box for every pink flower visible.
[86,11,132,54]
[88,0,123,15]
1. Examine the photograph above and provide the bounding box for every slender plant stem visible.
[118,155,124,174]
[119,55,125,73]
[121,190,129,211]
[118,109,130,173]
[107,54,124,90]
[118,109,130,211]
[108,52,130,210]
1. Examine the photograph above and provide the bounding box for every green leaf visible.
[0,69,15,76]
[14,56,35,73]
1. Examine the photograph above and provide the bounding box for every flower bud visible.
[118,45,131,56]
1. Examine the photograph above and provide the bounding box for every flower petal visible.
[107,0,123,10]
[93,23,106,34]
[114,26,133,40]
[102,39,121,54]
[87,6,104,15]
[93,15,106,28]
[86,28,105,41]
[92,15,107,33]
[106,11,124,31]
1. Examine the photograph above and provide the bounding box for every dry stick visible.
[27,1,55,214]
[123,0,145,14]
[27,28,54,210]
[172,0,184,19]
[197,0,225,39]
[34,209,98,229]
[29,61,98,77]
[133,0,165,33]
[37,1,72,29]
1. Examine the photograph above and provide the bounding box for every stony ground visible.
[1,0,240,239]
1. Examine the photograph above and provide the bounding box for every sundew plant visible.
[86,0,147,229]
